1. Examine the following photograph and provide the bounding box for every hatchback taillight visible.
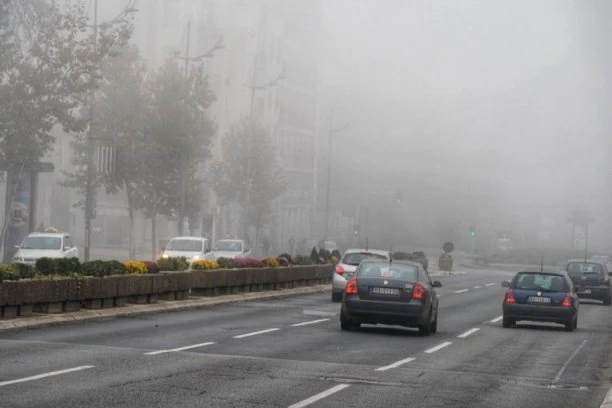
[335,264,345,275]
[505,290,516,304]
[562,294,573,307]
[345,278,358,295]
[413,283,426,300]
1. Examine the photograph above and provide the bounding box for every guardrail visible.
[0,266,333,319]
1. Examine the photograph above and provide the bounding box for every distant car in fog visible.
[162,237,211,262]
[591,255,612,274]
[565,259,612,305]
[13,232,78,265]
[209,239,251,260]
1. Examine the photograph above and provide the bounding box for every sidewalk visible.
[0,285,331,333]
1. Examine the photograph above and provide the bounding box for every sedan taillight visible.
[345,278,358,295]
[562,294,573,307]
[504,290,516,304]
[413,283,426,300]
[335,264,345,275]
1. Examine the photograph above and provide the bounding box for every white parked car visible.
[209,239,251,260]
[13,232,79,265]
[161,236,211,262]
[331,248,391,302]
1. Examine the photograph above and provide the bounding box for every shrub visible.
[233,258,265,268]
[35,257,56,276]
[310,247,319,263]
[331,250,341,259]
[294,255,313,266]
[318,248,331,262]
[156,257,189,271]
[141,261,160,274]
[14,262,36,279]
[192,259,219,270]
[216,257,235,269]
[82,260,110,277]
[107,260,128,275]
[276,257,289,267]
[56,257,81,275]
[125,260,148,275]
[443,242,455,253]
[278,253,293,264]
[0,264,20,281]
[330,256,339,264]
[262,257,280,268]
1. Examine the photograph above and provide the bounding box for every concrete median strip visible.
[0,285,331,333]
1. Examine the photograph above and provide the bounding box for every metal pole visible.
[324,109,333,241]
[84,0,98,262]
[243,54,257,241]
[178,20,191,236]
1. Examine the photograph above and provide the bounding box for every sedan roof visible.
[343,248,390,257]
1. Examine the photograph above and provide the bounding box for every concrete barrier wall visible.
[0,266,333,319]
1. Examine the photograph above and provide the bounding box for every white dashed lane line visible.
[291,319,330,327]
[490,315,503,323]
[144,342,216,356]
[457,328,480,338]
[424,341,452,354]
[473,286,482,289]
[0,365,95,387]
[454,289,469,294]
[485,283,496,287]
[233,328,280,339]
[288,384,351,408]
[375,357,416,372]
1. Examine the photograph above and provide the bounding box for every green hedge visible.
[156,257,189,271]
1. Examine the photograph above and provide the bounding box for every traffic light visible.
[469,226,476,237]
[353,224,360,235]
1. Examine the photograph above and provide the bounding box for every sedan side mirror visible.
[501,281,510,288]
[432,281,442,288]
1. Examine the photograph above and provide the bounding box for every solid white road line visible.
[291,319,330,327]
[375,357,416,372]
[454,289,469,294]
[457,328,480,339]
[473,286,482,289]
[485,283,496,287]
[0,365,95,387]
[233,328,280,339]
[288,384,351,408]
[553,339,588,384]
[490,315,503,323]
[145,342,216,355]
[425,341,452,354]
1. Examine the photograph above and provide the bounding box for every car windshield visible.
[512,273,568,292]
[214,241,242,251]
[567,262,602,278]
[341,252,387,266]
[167,239,202,252]
[20,237,61,250]
[358,262,417,281]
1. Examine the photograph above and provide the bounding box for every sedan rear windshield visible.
[357,263,417,281]
[567,262,602,278]
[512,273,568,292]
[341,252,387,266]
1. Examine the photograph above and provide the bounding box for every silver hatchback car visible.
[331,249,391,302]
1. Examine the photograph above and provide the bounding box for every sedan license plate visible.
[528,296,551,304]
[371,287,400,296]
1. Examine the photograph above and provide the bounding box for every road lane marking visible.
[553,339,588,384]
[375,357,416,372]
[425,341,452,354]
[473,285,482,289]
[233,328,280,339]
[454,289,469,294]
[490,315,503,323]
[288,384,351,408]
[291,318,330,327]
[144,342,216,355]
[485,283,496,287]
[0,365,95,387]
[457,328,480,338]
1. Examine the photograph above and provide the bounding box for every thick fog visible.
[317,0,612,252]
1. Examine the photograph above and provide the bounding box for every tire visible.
[573,315,578,329]
[419,311,432,336]
[604,295,611,306]
[430,311,438,334]
[502,316,514,328]
[340,308,357,331]
[565,318,575,332]
[340,319,352,331]
[331,291,343,303]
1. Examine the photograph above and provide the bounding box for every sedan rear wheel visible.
[418,316,432,336]
[565,317,575,332]
[502,316,514,328]
[430,311,438,334]
[603,295,611,306]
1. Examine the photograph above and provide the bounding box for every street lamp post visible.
[323,110,349,241]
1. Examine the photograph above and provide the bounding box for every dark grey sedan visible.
[340,260,442,336]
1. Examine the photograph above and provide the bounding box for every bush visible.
[310,247,319,263]
[82,260,110,277]
[141,261,160,274]
[233,258,265,268]
[318,248,331,262]
[107,260,128,275]
[156,257,189,271]
[125,260,148,275]
[0,264,20,281]
[262,257,280,268]
[278,253,293,264]
[35,257,81,277]
[216,257,235,269]
[14,262,36,279]
[192,259,219,270]
[35,257,56,276]
[443,242,455,253]
[276,257,289,267]
[331,250,341,259]
[294,255,313,266]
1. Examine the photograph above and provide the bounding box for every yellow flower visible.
[192,259,219,270]
[125,260,148,274]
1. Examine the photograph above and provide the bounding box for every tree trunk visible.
[0,160,28,262]
[151,212,157,261]
[126,185,136,260]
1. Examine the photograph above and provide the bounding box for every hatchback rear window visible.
[357,263,417,281]
[512,273,567,292]
[567,262,602,277]
[341,252,387,266]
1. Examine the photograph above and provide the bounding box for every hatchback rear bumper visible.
[343,297,427,326]
[575,286,610,300]
[503,303,576,323]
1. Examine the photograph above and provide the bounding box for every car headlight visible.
[192,255,200,260]
[162,254,169,259]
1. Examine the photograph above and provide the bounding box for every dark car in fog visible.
[565,260,612,305]
[340,260,441,336]
[502,270,578,331]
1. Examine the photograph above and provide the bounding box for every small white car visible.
[13,232,79,265]
[161,236,211,262]
[209,239,251,260]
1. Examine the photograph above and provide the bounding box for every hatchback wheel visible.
[502,317,514,328]
[604,295,611,306]
[564,316,575,332]
[418,319,432,336]
[430,311,438,334]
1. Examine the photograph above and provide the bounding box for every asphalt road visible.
[2,268,612,408]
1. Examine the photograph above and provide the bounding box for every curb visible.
[0,285,332,333]
[601,386,612,408]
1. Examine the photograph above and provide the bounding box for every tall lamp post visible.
[84,0,136,262]
[172,20,223,235]
[323,110,349,241]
